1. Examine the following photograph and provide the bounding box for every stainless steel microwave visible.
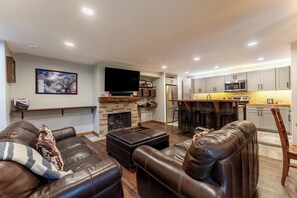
[225,80,247,92]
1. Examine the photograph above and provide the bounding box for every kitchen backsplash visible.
[193,90,291,104]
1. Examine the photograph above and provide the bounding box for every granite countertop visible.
[246,103,291,107]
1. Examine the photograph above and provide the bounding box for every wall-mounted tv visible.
[104,67,140,92]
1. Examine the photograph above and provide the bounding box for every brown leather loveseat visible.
[133,121,259,198]
[0,120,123,198]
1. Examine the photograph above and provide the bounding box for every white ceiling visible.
[1,0,297,76]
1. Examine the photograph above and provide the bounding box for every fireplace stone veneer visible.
[98,97,140,138]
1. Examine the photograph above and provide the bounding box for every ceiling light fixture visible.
[214,65,220,69]
[65,42,75,47]
[29,44,38,49]
[185,71,189,74]
[257,57,265,61]
[161,65,167,69]
[193,57,200,61]
[82,7,94,16]
[247,41,258,47]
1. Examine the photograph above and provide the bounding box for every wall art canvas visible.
[36,69,77,94]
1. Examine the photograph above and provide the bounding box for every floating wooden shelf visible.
[98,97,140,103]
[11,106,97,119]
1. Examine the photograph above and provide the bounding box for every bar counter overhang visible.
[170,99,239,132]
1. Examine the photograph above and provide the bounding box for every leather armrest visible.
[133,145,223,198]
[52,127,76,142]
[29,159,123,198]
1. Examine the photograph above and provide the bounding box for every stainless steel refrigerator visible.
[166,84,178,123]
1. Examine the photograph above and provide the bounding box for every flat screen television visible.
[105,67,140,92]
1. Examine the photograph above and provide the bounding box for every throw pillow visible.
[0,142,72,180]
[192,128,214,143]
[36,125,64,171]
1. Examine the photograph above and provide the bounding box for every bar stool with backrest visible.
[271,107,297,185]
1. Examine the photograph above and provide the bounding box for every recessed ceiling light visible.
[29,44,38,49]
[257,57,265,61]
[65,42,75,47]
[193,57,200,61]
[185,71,189,74]
[82,7,94,16]
[247,41,258,47]
[214,65,220,69]
[161,65,167,69]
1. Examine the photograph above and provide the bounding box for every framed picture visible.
[146,81,153,87]
[35,68,77,94]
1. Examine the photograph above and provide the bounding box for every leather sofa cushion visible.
[60,144,93,167]
[174,139,192,150]
[0,161,42,198]
[222,120,256,139]
[182,127,246,180]
[161,146,187,163]
[56,136,85,152]
[64,155,102,172]
[0,121,39,148]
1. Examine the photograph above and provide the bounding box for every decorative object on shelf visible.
[13,98,29,110]
[147,101,157,108]
[146,81,153,87]
[139,79,147,87]
[6,56,16,83]
[149,89,156,97]
[267,98,274,104]
[35,69,77,95]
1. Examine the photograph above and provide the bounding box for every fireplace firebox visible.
[108,112,131,132]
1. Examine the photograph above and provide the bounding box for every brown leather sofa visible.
[0,120,123,198]
[133,121,259,198]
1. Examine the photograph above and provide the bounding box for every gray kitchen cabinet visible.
[194,78,207,93]
[206,76,225,93]
[182,78,193,99]
[247,68,276,91]
[225,72,247,82]
[276,66,290,90]
[246,106,291,133]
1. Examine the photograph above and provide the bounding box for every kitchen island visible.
[172,99,239,132]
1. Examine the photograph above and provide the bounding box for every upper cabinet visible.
[225,72,247,82]
[276,66,290,90]
[194,78,207,93]
[248,68,276,91]
[206,76,225,93]
[182,78,193,99]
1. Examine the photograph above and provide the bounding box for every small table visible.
[106,127,169,171]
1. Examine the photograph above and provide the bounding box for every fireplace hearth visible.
[108,112,131,132]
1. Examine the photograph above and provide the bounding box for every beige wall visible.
[10,54,95,133]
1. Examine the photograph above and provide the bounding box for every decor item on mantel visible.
[35,68,77,95]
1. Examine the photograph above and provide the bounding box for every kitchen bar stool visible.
[171,109,179,132]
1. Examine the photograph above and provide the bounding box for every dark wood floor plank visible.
[82,122,297,198]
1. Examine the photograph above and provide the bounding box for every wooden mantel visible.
[98,97,140,103]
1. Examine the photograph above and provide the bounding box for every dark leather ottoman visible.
[106,128,169,170]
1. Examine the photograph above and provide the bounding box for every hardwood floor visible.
[82,122,297,198]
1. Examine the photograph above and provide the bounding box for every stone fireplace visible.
[98,97,139,138]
